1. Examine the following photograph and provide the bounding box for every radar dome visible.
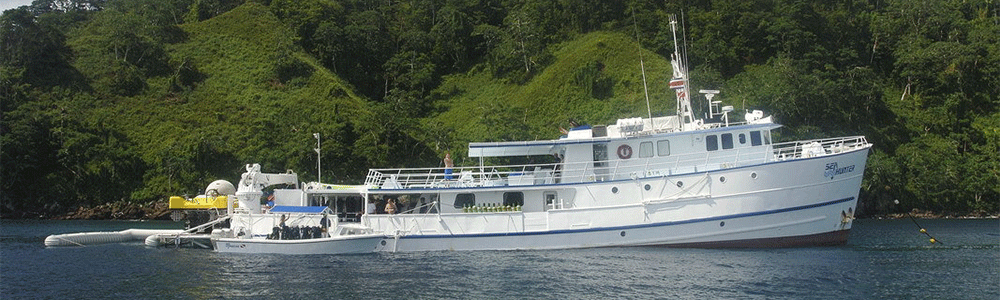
[205,180,236,196]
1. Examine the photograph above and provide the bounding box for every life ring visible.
[617,144,633,159]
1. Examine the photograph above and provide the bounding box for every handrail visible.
[183,215,232,234]
[399,201,438,215]
[364,136,869,189]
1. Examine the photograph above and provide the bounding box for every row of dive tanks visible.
[267,225,326,240]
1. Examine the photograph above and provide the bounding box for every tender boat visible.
[212,223,383,255]
[208,17,871,254]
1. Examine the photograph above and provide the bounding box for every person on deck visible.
[365,199,376,215]
[385,199,397,214]
[444,153,454,180]
[320,213,331,237]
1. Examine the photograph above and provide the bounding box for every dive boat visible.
[203,168,387,254]
[208,17,871,254]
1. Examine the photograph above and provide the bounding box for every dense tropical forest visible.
[1,0,997,218]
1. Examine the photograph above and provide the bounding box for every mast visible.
[631,6,653,121]
[669,15,694,131]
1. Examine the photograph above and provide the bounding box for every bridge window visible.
[657,140,670,156]
[639,141,654,158]
[750,131,762,146]
[503,192,524,207]
[706,135,719,151]
[721,133,734,149]
[454,193,475,209]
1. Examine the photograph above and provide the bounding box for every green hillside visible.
[425,32,674,162]
[120,3,371,199]
[3,3,377,213]
[2,0,997,218]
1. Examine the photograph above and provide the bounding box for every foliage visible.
[1,0,997,218]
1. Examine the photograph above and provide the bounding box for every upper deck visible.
[365,134,869,190]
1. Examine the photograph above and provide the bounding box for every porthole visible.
[620,231,626,237]
[380,240,387,246]
[751,172,758,179]
[719,176,726,183]
[676,181,683,188]
[612,187,619,194]
[720,221,725,227]
[644,184,651,191]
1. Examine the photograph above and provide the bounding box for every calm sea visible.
[2,218,997,299]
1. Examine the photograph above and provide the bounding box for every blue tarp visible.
[269,206,331,214]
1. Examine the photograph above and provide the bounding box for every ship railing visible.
[363,152,750,188]
[771,136,869,161]
[366,163,563,188]
[363,154,751,188]
[363,136,869,188]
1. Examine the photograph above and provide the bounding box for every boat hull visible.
[212,234,384,255]
[367,147,868,252]
[372,197,856,251]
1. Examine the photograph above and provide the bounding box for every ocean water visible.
[2,218,997,299]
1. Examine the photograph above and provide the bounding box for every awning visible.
[468,140,562,157]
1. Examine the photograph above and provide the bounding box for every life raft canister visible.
[617,144,633,159]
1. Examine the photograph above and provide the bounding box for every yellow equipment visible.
[168,195,235,210]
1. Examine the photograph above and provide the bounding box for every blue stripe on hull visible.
[400,196,855,239]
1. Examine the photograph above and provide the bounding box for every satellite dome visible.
[205,180,236,196]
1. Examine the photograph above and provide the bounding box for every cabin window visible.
[309,195,326,207]
[639,141,654,158]
[454,193,475,209]
[657,140,670,156]
[544,191,558,211]
[503,192,524,207]
[593,143,608,168]
[739,133,746,144]
[592,125,607,137]
[721,133,734,149]
[750,131,762,146]
[764,131,771,144]
[706,135,719,151]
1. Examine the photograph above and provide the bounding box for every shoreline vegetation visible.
[871,210,999,220]
[2,1,996,219]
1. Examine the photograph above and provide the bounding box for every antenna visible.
[700,89,720,117]
[313,133,321,183]
[681,12,689,76]
[681,12,692,121]
[631,6,653,121]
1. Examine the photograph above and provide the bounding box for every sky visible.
[1,0,34,12]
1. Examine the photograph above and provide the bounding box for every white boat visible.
[212,223,383,255]
[210,17,871,254]
[200,170,387,254]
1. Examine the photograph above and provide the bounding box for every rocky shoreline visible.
[869,208,999,220]
[50,200,174,221]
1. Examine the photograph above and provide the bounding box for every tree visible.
[0,7,78,89]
